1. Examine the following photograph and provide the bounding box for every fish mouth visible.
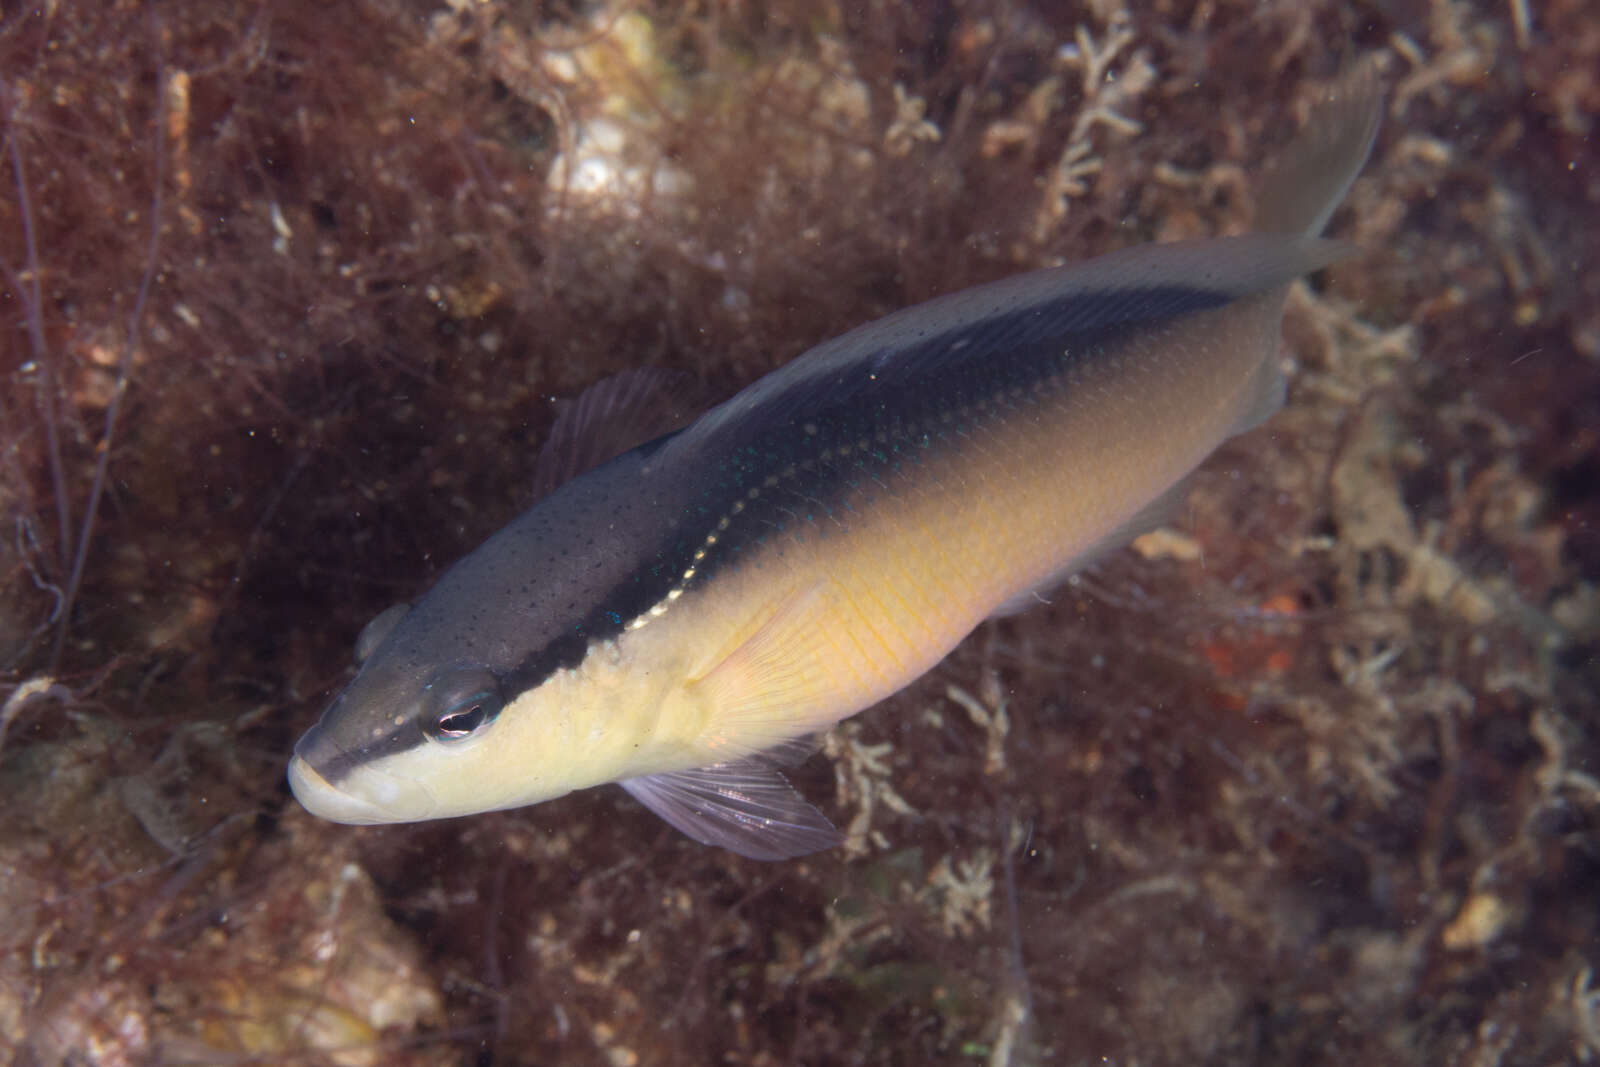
[287,754,437,825]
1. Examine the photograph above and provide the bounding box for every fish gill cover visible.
[0,1,1597,1065]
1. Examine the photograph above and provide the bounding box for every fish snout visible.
[287,753,438,824]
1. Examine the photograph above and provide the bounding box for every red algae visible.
[1,2,1596,1065]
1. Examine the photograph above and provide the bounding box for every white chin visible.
[287,755,436,825]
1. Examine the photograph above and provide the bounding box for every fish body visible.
[289,72,1381,858]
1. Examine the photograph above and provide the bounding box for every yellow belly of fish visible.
[617,312,1266,768]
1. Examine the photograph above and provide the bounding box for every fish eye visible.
[422,668,504,743]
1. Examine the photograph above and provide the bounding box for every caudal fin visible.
[1253,60,1384,237]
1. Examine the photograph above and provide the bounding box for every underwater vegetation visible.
[1,1,1596,1065]
[285,65,1380,858]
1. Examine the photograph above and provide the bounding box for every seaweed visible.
[1,1,1596,1064]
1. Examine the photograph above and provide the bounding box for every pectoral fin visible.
[689,582,847,753]
[530,367,703,499]
[620,759,841,860]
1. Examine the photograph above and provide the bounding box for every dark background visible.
[1,1,1596,1064]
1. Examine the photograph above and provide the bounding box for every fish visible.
[288,68,1382,859]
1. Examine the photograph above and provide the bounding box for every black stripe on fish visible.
[495,281,1233,702]
[302,704,419,783]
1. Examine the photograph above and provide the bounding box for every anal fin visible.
[620,759,841,860]
[1231,348,1288,436]
[989,474,1197,618]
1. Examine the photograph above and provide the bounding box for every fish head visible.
[287,439,708,827]
[287,589,587,824]
[289,654,499,824]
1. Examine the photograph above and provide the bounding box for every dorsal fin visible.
[646,233,1344,478]
[530,367,704,498]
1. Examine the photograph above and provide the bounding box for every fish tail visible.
[1253,59,1384,238]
